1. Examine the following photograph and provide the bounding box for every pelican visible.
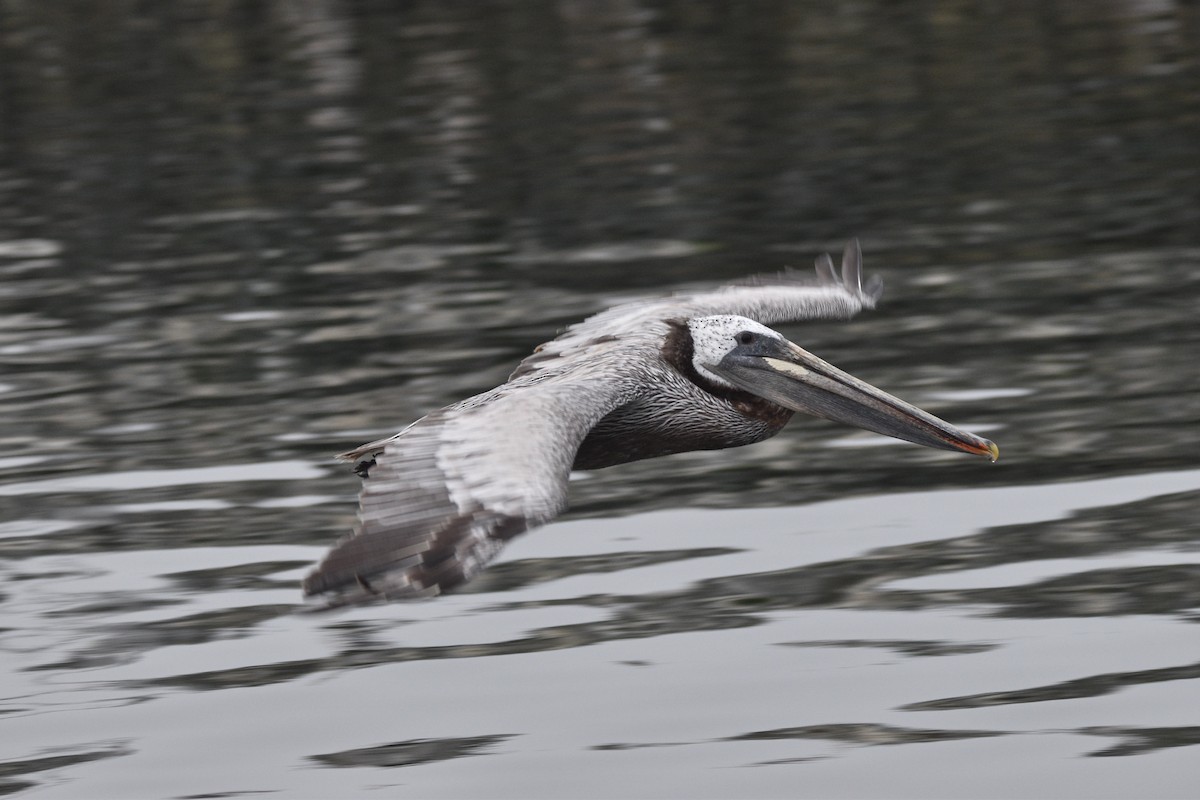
[305,240,997,605]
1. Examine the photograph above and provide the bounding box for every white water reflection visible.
[0,239,62,257]
[926,387,1035,402]
[0,460,326,496]
[109,500,234,514]
[0,519,86,540]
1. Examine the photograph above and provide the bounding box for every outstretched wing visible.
[308,239,879,605]
[512,239,881,381]
[303,376,641,605]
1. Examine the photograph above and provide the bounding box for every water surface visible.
[1,2,1198,797]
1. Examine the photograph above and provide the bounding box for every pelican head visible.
[686,315,998,460]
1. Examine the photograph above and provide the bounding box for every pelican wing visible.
[684,239,883,324]
[512,239,881,381]
[303,376,641,605]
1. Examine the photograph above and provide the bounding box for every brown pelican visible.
[305,241,997,605]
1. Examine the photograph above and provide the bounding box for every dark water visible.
[1,2,1199,797]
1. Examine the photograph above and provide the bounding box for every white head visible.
[686,315,784,388]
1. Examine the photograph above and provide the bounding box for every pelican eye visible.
[736,331,757,346]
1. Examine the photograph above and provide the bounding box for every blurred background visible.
[1,2,1198,798]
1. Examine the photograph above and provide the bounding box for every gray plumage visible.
[305,241,887,605]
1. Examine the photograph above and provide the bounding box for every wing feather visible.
[511,239,882,379]
[304,377,641,605]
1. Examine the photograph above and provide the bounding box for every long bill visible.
[710,339,999,461]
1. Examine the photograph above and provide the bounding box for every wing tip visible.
[302,568,441,609]
[841,237,863,291]
[816,236,883,308]
[739,238,880,301]
[303,509,529,608]
[814,252,838,284]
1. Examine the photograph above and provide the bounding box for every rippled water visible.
[2,2,1199,798]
